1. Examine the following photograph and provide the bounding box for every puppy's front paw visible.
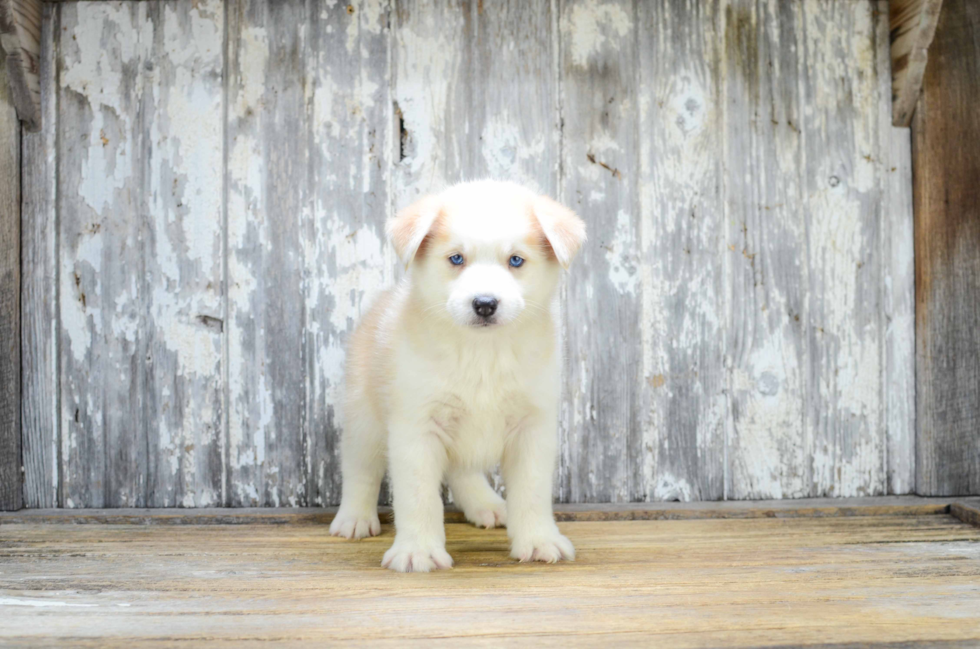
[329,508,381,540]
[382,539,454,573]
[510,530,575,564]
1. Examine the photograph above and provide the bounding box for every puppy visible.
[329,180,586,572]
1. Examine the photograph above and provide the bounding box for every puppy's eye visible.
[509,255,525,268]
[449,254,464,266]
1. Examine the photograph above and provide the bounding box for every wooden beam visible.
[2,496,975,525]
[890,0,943,126]
[0,51,22,511]
[0,0,40,131]
[913,0,980,496]
[950,502,980,528]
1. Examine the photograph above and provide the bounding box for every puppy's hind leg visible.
[330,405,385,540]
[448,469,507,529]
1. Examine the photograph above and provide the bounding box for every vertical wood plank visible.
[391,0,461,202]
[723,0,808,499]
[57,2,147,507]
[913,0,980,496]
[225,0,310,506]
[802,0,885,497]
[305,0,391,506]
[141,0,224,507]
[393,0,558,501]
[393,0,558,210]
[635,0,727,502]
[876,0,915,495]
[0,34,23,510]
[558,0,639,503]
[21,2,57,508]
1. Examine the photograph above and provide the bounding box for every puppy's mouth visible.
[471,316,498,328]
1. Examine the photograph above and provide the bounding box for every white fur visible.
[330,180,585,572]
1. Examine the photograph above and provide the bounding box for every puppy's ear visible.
[532,196,587,270]
[387,195,442,268]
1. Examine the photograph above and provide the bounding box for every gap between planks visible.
[3,496,979,527]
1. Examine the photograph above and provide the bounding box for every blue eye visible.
[509,255,524,268]
[449,254,464,266]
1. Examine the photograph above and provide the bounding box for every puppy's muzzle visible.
[472,296,498,318]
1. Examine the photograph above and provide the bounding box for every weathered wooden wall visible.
[912,0,980,496]
[20,0,915,508]
[1,42,23,510]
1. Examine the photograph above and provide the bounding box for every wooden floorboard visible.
[2,510,980,647]
[3,496,976,526]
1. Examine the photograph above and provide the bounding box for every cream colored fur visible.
[329,180,586,573]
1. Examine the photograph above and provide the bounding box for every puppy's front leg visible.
[382,422,453,572]
[502,415,575,563]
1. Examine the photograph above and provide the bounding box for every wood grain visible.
[889,0,943,127]
[635,0,727,502]
[557,0,640,503]
[722,0,807,499]
[56,2,147,507]
[0,0,41,131]
[802,0,886,498]
[0,39,22,511]
[20,1,56,508]
[225,0,314,507]
[2,515,980,646]
[140,0,225,507]
[225,0,392,506]
[912,0,980,497]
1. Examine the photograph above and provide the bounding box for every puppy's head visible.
[388,180,586,329]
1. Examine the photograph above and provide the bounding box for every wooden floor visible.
[3,500,980,647]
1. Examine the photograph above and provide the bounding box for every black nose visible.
[472,296,498,318]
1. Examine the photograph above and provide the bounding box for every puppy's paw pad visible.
[511,532,575,564]
[468,503,507,529]
[329,510,381,540]
[382,543,454,573]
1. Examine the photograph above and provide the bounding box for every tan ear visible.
[532,195,587,269]
[387,195,442,267]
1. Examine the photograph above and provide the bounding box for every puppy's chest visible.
[416,350,537,455]
[425,387,530,462]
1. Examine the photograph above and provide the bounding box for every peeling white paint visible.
[564,0,632,68]
[394,14,456,196]
[347,0,385,55]
[480,115,546,190]
[730,331,807,499]
[60,5,145,217]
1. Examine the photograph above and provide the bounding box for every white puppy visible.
[329,180,586,572]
